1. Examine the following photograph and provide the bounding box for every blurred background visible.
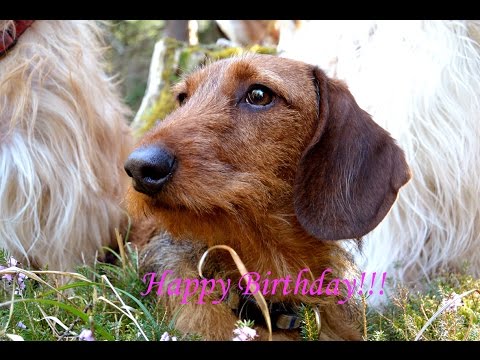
[104,20,222,113]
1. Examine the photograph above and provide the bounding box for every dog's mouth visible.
[130,179,198,214]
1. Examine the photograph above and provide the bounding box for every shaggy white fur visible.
[0,21,133,271]
[278,20,480,294]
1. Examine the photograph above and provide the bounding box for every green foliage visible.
[105,21,165,113]
[299,304,320,340]
[108,20,164,46]
[366,272,480,341]
[0,239,189,341]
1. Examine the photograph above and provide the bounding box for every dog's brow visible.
[251,70,292,104]
[172,82,187,96]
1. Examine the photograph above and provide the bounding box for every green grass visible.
[1,242,479,341]
[0,241,192,341]
[365,273,480,341]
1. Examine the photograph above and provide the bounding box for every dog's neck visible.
[200,210,355,285]
[151,203,358,291]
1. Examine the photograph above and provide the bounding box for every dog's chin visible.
[138,189,246,244]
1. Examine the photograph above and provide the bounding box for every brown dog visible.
[124,54,411,340]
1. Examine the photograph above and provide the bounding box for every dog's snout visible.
[124,146,176,196]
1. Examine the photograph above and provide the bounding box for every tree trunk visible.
[164,20,189,42]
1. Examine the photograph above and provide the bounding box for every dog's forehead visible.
[185,55,313,90]
[224,54,310,76]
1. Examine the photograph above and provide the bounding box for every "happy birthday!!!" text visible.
[140,268,387,305]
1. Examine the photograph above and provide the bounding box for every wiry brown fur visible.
[126,54,410,340]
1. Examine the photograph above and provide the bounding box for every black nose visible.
[124,146,176,196]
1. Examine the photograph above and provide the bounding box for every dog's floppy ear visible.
[293,67,411,240]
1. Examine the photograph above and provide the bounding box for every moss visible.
[137,86,176,136]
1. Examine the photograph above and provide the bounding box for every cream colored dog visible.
[0,20,132,271]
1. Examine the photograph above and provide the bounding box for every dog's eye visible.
[245,85,274,107]
[177,93,188,106]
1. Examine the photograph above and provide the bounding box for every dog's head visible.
[125,54,411,242]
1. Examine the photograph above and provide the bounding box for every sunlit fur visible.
[279,20,480,294]
[0,20,133,270]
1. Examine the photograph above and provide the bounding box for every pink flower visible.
[2,273,13,282]
[1,257,27,295]
[17,273,27,288]
[7,257,19,267]
[78,329,95,341]
[160,331,177,341]
[17,321,27,329]
[232,323,258,341]
[441,292,464,313]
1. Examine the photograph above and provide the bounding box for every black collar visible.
[232,294,302,330]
